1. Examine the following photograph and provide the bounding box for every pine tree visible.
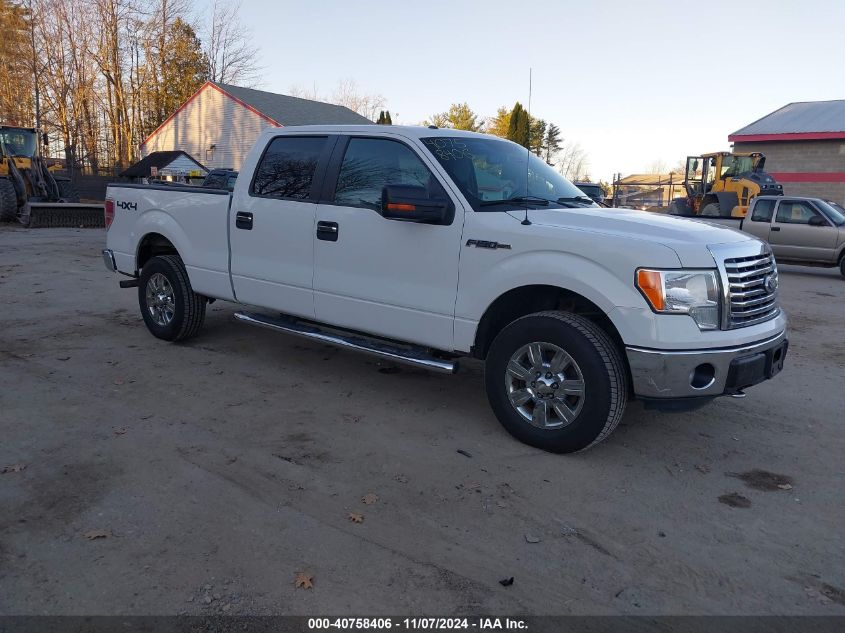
[507,102,530,148]
[384,111,392,125]
[376,111,385,124]
[543,124,562,165]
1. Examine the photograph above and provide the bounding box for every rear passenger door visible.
[312,135,464,351]
[229,135,334,318]
[770,199,838,262]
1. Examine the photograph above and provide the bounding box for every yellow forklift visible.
[0,125,103,227]
[668,151,783,218]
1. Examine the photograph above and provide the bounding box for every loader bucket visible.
[21,202,105,228]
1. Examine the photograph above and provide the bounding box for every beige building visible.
[141,81,371,170]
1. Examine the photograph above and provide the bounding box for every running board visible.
[234,311,458,374]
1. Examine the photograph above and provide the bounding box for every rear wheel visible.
[138,255,206,341]
[0,179,18,221]
[840,253,845,279]
[55,177,80,203]
[484,311,628,453]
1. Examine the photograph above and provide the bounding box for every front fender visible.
[454,245,682,352]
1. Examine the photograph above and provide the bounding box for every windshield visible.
[821,200,845,225]
[721,155,755,178]
[0,129,37,157]
[421,136,593,211]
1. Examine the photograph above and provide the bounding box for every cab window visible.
[333,137,445,211]
[251,136,326,199]
[775,201,823,225]
[750,199,775,222]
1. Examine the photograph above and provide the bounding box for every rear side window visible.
[751,198,775,222]
[251,136,326,199]
[333,137,443,210]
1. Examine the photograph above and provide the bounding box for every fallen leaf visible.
[499,577,514,587]
[348,512,364,524]
[524,534,541,544]
[83,529,112,540]
[361,493,378,505]
[113,379,125,385]
[295,572,314,589]
[695,464,711,474]
[777,483,793,490]
[113,428,127,436]
[57,356,70,361]
[1,464,26,474]
[456,449,473,458]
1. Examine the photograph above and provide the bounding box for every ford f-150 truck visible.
[103,126,788,453]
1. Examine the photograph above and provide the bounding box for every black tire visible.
[667,199,691,216]
[700,202,721,217]
[0,178,18,221]
[484,311,628,453]
[55,177,80,203]
[840,253,845,279]
[138,255,206,341]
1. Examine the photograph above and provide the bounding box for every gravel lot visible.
[1,227,844,616]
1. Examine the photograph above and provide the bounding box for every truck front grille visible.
[724,253,779,328]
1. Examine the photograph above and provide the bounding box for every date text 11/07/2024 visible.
[307,617,529,630]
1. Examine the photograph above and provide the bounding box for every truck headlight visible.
[636,269,720,330]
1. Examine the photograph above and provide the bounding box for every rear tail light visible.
[104,199,114,229]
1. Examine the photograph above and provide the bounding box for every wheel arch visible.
[471,284,628,365]
[136,231,180,271]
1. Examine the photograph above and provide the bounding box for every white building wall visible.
[141,84,279,170]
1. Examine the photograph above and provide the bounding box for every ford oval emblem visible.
[764,274,778,294]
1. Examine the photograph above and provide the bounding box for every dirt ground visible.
[1,227,844,616]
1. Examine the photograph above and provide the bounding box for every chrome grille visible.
[724,253,779,328]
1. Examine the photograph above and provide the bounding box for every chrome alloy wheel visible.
[145,272,175,326]
[505,342,586,429]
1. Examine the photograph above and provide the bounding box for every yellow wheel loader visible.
[0,125,103,227]
[668,151,783,218]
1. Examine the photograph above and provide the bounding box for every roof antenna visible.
[521,67,532,226]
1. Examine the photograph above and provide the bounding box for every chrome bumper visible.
[102,249,117,272]
[626,330,788,399]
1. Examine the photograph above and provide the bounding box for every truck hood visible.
[508,206,755,267]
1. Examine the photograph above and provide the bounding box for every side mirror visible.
[381,184,450,224]
[808,215,827,227]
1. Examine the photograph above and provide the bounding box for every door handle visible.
[317,221,338,242]
[770,226,780,232]
[236,211,253,230]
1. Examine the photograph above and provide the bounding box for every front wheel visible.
[840,254,845,279]
[138,255,206,341]
[484,311,628,453]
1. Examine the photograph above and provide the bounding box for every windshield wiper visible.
[557,196,595,205]
[480,196,550,207]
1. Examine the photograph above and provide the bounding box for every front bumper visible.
[102,249,117,272]
[626,329,788,400]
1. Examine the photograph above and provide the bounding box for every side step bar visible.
[234,311,458,374]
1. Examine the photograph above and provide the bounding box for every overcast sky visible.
[237,0,843,181]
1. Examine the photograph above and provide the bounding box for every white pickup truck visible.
[103,126,788,453]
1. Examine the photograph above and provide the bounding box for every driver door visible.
[770,199,838,262]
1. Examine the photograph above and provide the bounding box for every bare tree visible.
[205,0,260,87]
[288,82,320,101]
[331,79,385,121]
[558,142,590,181]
